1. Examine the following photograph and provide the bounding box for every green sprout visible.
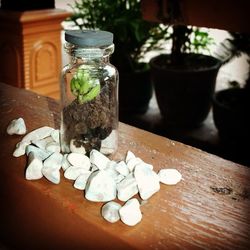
[70,68,100,104]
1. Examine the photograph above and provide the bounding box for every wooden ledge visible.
[0,83,249,249]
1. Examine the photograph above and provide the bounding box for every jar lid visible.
[65,30,113,47]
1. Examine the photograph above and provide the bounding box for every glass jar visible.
[60,30,118,156]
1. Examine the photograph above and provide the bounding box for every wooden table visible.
[0,82,249,249]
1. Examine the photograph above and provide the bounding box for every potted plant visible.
[150,24,221,127]
[212,32,250,147]
[67,0,166,116]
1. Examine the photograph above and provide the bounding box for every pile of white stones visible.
[7,118,182,226]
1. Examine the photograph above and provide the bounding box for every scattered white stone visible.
[134,163,160,200]
[64,166,90,181]
[25,152,43,180]
[74,171,92,190]
[45,141,61,153]
[70,139,86,154]
[127,157,143,172]
[13,127,54,158]
[137,161,153,171]
[9,123,183,228]
[51,129,60,143]
[42,152,63,184]
[42,167,60,184]
[21,126,54,144]
[26,145,52,161]
[13,141,29,157]
[105,161,119,179]
[90,165,99,172]
[119,198,142,226]
[115,174,125,184]
[158,169,182,185]
[117,173,138,202]
[67,153,91,170]
[100,130,117,155]
[115,161,129,176]
[125,151,136,163]
[32,137,54,150]
[43,152,63,170]
[7,117,27,135]
[89,149,110,170]
[101,201,122,223]
[85,170,117,202]
[62,154,71,171]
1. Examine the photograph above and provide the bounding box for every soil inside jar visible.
[62,80,116,154]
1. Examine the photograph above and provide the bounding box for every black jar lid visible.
[65,30,113,47]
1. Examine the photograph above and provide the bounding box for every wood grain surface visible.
[0,83,249,249]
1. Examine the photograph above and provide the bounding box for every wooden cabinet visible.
[0,9,70,99]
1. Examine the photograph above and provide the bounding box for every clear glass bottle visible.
[60,30,118,155]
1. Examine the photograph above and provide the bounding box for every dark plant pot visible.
[119,69,152,116]
[150,53,221,127]
[212,88,250,143]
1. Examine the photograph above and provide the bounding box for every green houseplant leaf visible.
[67,0,165,72]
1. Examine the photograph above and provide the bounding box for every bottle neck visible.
[65,43,114,65]
[71,55,110,65]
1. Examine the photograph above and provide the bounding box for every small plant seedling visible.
[70,68,100,104]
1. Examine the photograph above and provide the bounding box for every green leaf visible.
[82,84,100,102]
[70,67,100,104]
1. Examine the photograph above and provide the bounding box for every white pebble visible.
[85,170,116,202]
[125,151,136,163]
[101,201,122,223]
[21,126,54,144]
[7,117,26,135]
[115,174,125,184]
[70,139,86,154]
[14,127,54,157]
[26,145,52,161]
[89,149,110,170]
[141,162,154,171]
[45,141,61,153]
[42,152,63,184]
[67,153,90,170]
[64,166,90,181]
[119,198,142,226]
[158,169,182,185]
[51,129,60,143]
[62,154,71,171]
[127,157,143,172]
[43,152,63,170]
[25,152,43,180]
[42,167,60,184]
[13,141,29,157]
[117,173,138,202]
[32,137,54,150]
[134,163,160,200]
[90,165,99,172]
[74,171,92,190]
[115,161,129,176]
[105,161,119,179]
